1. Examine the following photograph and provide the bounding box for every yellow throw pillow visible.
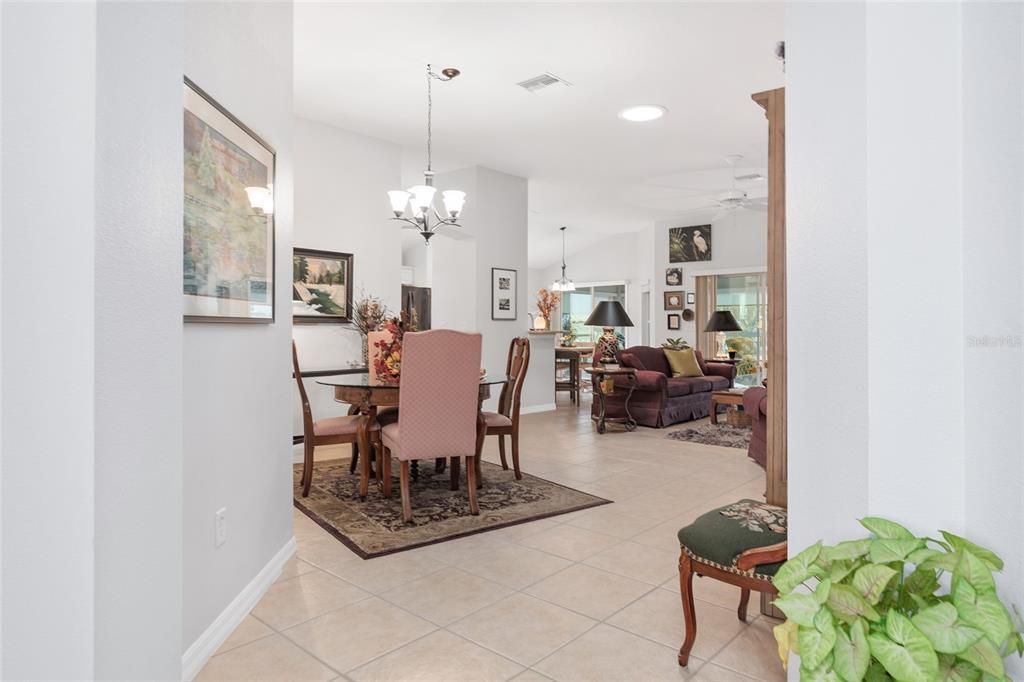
[664,348,705,378]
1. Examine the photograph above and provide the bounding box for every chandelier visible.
[551,226,575,292]
[387,64,466,245]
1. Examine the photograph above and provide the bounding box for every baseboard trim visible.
[520,402,557,415]
[181,537,297,681]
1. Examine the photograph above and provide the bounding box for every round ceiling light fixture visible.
[618,104,667,122]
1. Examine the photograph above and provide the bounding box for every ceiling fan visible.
[650,154,768,221]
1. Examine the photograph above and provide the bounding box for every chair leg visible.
[400,460,413,523]
[381,443,392,499]
[737,588,751,622]
[350,442,359,474]
[466,456,480,515]
[449,457,460,491]
[511,430,522,480]
[301,440,314,497]
[678,551,698,667]
[497,435,508,470]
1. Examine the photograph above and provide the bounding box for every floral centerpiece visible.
[536,288,560,330]
[352,291,390,366]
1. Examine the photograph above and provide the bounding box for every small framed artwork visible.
[686,292,696,305]
[665,267,683,287]
[491,267,517,320]
[292,248,354,323]
[669,224,712,263]
[664,291,684,311]
[183,77,275,322]
[667,314,681,330]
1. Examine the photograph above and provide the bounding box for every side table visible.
[585,366,638,434]
[709,388,746,425]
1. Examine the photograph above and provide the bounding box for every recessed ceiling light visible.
[618,105,667,122]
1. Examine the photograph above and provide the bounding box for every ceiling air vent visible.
[517,72,572,93]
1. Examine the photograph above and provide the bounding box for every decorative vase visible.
[368,327,402,383]
[533,316,548,331]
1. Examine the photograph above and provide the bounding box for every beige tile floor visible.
[198,399,785,682]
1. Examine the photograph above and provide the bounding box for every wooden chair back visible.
[291,340,314,441]
[497,337,530,421]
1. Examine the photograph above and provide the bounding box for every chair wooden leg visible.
[381,443,392,499]
[466,456,480,515]
[301,440,315,497]
[738,588,751,623]
[511,430,522,480]
[400,460,413,523]
[678,551,698,667]
[358,423,371,501]
[350,442,359,474]
[449,457,460,491]
[497,435,508,470]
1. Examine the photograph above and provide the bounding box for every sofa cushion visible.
[677,376,713,394]
[617,346,671,376]
[664,348,704,378]
[678,500,787,578]
[665,378,693,397]
[707,375,731,391]
[619,352,646,371]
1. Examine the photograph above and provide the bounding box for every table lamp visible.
[703,310,742,359]
[585,301,634,363]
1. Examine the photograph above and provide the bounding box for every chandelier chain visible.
[426,64,433,172]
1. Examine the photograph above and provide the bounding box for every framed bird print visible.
[669,225,712,263]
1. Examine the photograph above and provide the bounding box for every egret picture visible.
[183,78,275,322]
[669,225,712,263]
[292,248,354,323]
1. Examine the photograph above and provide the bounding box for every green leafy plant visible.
[662,337,690,349]
[772,518,1023,681]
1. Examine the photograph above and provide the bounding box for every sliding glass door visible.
[559,283,627,346]
[714,273,767,387]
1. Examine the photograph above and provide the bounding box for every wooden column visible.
[752,88,786,509]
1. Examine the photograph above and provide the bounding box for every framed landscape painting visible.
[491,267,517,320]
[183,78,275,322]
[669,224,712,263]
[293,249,354,323]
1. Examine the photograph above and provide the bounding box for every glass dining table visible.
[316,372,509,499]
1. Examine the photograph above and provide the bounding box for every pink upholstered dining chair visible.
[483,337,530,479]
[292,340,381,497]
[380,330,483,523]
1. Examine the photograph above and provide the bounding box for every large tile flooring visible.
[198,400,784,682]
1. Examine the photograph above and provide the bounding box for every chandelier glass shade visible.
[551,226,575,292]
[387,65,465,244]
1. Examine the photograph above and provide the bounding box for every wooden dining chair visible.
[380,330,483,523]
[292,340,381,497]
[483,337,530,479]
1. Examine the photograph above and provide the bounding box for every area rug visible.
[293,459,611,559]
[666,423,751,449]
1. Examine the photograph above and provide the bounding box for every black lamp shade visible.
[703,310,742,332]
[585,301,634,328]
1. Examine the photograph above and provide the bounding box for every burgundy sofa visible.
[593,346,736,428]
[743,385,768,468]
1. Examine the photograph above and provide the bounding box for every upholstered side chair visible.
[483,337,530,479]
[292,340,381,497]
[677,499,788,667]
[380,330,484,523]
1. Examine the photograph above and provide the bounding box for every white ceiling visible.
[294,2,785,268]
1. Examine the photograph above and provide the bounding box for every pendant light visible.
[551,226,575,292]
[386,64,466,244]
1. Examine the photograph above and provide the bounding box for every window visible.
[559,283,627,346]
[715,273,767,387]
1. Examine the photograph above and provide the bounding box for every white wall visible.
[654,210,767,346]
[787,4,1024,676]
[3,3,186,678]
[291,118,403,436]
[182,0,295,662]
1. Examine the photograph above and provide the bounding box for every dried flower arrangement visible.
[371,318,404,383]
[352,291,390,366]
[536,288,560,324]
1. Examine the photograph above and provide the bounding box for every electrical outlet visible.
[215,507,227,547]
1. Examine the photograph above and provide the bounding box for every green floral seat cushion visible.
[677,499,788,578]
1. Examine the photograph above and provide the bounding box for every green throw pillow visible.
[664,348,704,378]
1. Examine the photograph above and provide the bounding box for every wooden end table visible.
[585,366,637,434]
[709,389,746,425]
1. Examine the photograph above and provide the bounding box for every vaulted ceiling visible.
[295,2,784,267]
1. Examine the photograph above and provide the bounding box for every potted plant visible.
[772,517,1024,681]
[662,337,690,350]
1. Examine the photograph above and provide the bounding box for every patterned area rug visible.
[666,423,751,449]
[294,459,611,559]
